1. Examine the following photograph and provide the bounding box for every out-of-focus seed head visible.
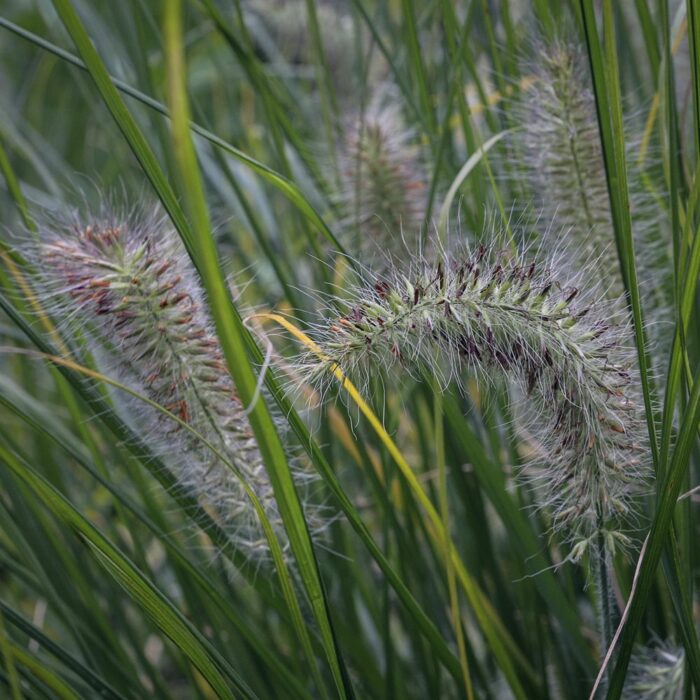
[519,42,622,295]
[248,0,385,101]
[338,89,429,266]
[514,38,673,369]
[623,643,684,700]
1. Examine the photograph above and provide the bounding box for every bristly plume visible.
[339,89,429,265]
[34,207,323,562]
[303,242,651,553]
[516,41,669,304]
[513,39,674,381]
[623,643,685,699]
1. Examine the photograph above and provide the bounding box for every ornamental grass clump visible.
[4,3,700,697]
[304,241,650,553]
[339,91,428,264]
[34,209,319,561]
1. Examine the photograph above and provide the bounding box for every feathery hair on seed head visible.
[519,42,621,290]
[304,240,650,551]
[339,88,428,266]
[516,40,668,298]
[515,39,674,369]
[34,206,322,561]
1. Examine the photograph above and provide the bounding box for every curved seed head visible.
[304,240,651,549]
[33,206,325,562]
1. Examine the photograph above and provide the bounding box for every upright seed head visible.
[518,42,623,295]
[304,240,651,551]
[515,39,673,369]
[339,90,428,265]
[34,208,322,561]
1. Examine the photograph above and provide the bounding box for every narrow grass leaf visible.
[0,445,250,700]
[162,3,349,695]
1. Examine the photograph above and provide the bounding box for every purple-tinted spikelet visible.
[339,92,428,263]
[36,210,319,561]
[305,243,650,552]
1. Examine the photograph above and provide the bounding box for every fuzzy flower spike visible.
[306,242,650,554]
[339,89,428,264]
[37,209,320,561]
[518,41,665,308]
[520,43,618,286]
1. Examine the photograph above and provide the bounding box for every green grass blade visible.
[0,602,126,700]
[0,373,308,700]
[633,0,660,83]
[347,0,425,131]
[606,371,700,698]
[0,445,252,700]
[433,389,472,699]
[0,137,35,233]
[580,3,700,694]
[400,0,436,133]
[579,0,659,469]
[3,640,80,700]
[442,396,595,675]
[245,350,465,681]
[687,0,700,159]
[198,0,335,201]
[0,612,23,700]
[437,130,511,238]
